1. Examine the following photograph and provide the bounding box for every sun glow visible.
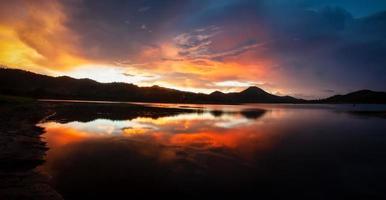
[65,64,158,84]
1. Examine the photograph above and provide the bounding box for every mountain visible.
[0,68,304,103]
[319,90,386,104]
[0,68,201,103]
[4,67,386,104]
[228,86,300,103]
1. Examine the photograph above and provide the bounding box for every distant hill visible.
[209,86,300,103]
[319,90,386,104]
[0,68,303,103]
[1,68,385,104]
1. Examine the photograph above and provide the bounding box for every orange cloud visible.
[40,114,277,162]
[42,123,90,148]
[0,0,87,73]
[0,1,286,94]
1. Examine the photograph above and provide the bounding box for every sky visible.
[1,0,386,99]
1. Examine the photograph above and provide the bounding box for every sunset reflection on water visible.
[37,104,386,199]
[40,111,276,165]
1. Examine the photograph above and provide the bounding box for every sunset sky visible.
[1,0,386,99]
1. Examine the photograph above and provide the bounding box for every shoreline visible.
[0,101,195,199]
[0,102,63,199]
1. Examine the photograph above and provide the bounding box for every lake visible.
[37,102,386,199]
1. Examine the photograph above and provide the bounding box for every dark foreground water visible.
[37,103,386,199]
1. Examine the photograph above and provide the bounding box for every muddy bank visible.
[0,103,62,200]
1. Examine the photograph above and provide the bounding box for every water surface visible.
[38,103,386,199]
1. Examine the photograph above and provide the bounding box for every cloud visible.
[322,89,335,93]
[123,72,156,79]
[138,6,151,12]
[174,26,220,59]
[62,0,188,63]
[173,25,270,61]
[122,73,135,77]
[1,0,386,98]
[0,0,88,72]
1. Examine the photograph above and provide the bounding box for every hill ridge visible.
[1,68,385,104]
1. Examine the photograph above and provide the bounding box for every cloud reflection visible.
[41,111,270,152]
[36,104,386,199]
[37,109,278,198]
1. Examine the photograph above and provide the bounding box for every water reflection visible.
[38,103,386,199]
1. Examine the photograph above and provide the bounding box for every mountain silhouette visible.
[230,86,299,103]
[0,68,303,103]
[1,67,385,104]
[320,90,386,104]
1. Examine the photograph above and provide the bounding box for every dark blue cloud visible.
[64,0,190,60]
[168,1,386,94]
